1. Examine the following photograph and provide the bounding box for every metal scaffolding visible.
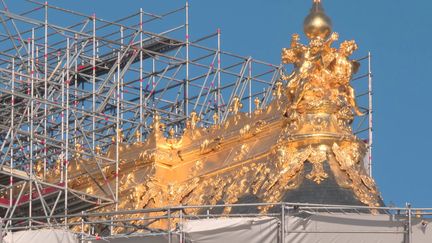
[0,0,373,230]
[2,202,430,243]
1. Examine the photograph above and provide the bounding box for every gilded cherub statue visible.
[281,32,339,107]
[326,40,364,116]
[281,32,364,116]
[280,0,364,118]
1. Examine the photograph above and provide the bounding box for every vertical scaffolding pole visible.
[74,34,78,146]
[43,0,48,180]
[368,52,373,176]
[217,28,221,120]
[115,52,120,214]
[120,26,124,126]
[179,209,183,243]
[168,208,172,243]
[59,52,64,184]
[65,38,70,227]
[29,28,35,228]
[139,8,143,140]
[281,203,285,243]
[184,1,190,117]
[152,55,155,106]
[80,212,84,243]
[92,14,96,150]
[407,203,412,243]
[9,58,14,227]
[248,60,252,115]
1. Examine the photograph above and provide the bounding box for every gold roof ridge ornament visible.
[59,1,382,231]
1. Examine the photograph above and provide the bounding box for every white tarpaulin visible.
[183,217,279,243]
[181,213,432,243]
[4,213,431,243]
[3,228,77,243]
[285,212,406,242]
[284,212,432,243]
[87,235,179,243]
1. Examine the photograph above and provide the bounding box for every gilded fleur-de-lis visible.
[189,110,200,129]
[95,145,101,155]
[75,143,82,158]
[212,112,219,125]
[230,96,243,114]
[135,130,141,142]
[273,80,283,99]
[168,127,175,138]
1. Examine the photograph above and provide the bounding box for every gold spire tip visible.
[313,0,321,3]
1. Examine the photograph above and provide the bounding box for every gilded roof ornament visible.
[212,112,219,125]
[135,130,141,142]
[95,145,101,155]
[229,96,243,114]
[273,80,283,99]
[254,97,260,109]
[168,127,175,138]
[57,1,383,229]
[304,0,332,40]
[188,110,200,129]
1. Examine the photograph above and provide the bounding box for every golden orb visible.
[303,1,332,40]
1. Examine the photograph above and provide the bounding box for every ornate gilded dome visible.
[303,0,332,40]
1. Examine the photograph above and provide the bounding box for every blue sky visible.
[6,0,432,207]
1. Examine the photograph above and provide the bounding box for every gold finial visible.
[95,145,101,155]
[189,110,200,129]
[135,130,141,142]
[254,97,260,109]
[273,81,283,99]
[304,0,332,40]
[75,143,82,158]
[152,112,165,131]
[212,112,219,125]
[168,127,175,138]
[117,128,124,142]
[230,96,243,114]
[154,113,160,122]
[75,143,82,150]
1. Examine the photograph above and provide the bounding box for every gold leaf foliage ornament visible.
[305,146,328,184]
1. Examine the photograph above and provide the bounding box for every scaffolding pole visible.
[368,51,373,176]
[185,1,190,117]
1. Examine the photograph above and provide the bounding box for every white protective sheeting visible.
[411,218,432,242]
[181,213,432,243]
[5,214,431,243]
[3,228,78,243]
[285,212,406,242]
[183,217,279,243]
[284,212,432,243]
[87,234,179,243]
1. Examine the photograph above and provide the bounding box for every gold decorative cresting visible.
[31,0,382,232]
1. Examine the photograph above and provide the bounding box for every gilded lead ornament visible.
[233,144,250,162]
[332,143,360,168]
[55,1,387,233]
[230,96,243,115]
[303,146,328,184]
